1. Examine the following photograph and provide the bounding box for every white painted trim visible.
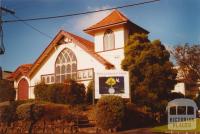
[16,76,30,100]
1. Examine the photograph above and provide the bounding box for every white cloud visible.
[74,5,112,31]
[59,5,112,39]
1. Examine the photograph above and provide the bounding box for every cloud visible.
[74,5,112,31]
[59,5,112,39]
[57,5,112,38]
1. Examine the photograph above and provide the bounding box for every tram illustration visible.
[166,98,198,130]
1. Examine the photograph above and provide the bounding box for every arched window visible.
[55,48,77,83]
[103,29,115,51]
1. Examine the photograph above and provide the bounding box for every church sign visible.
[95,71,130,99]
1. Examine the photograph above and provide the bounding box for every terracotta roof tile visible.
[84,9,128,32]
[7,64,32,80]
[66,32,94,51]
[84,9,149,35]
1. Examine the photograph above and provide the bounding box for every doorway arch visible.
[18,78,29,100]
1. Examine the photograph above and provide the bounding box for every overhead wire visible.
[12,14,53,39]
[3,0,160,23]
[1,0,160,40]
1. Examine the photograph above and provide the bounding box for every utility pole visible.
[0,3,15,79]
[0,5,15,54]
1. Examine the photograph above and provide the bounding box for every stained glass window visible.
[55,48,77,83]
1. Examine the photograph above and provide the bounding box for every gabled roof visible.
[67,32,94,51]
[27,30,114,78]
[7,64,32,80]
[66,32,114,68]
[84,9,149,35]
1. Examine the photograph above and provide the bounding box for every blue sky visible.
[0,0,200,71]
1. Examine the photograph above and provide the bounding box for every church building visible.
[8,10,149,100]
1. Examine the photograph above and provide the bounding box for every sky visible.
[0,0,200,71]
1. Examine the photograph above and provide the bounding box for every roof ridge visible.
[84,10,113,30]
[84,9,130,35]
[114,9,128,21]
[7,63,33,80]
[64,31,94,50]
[66,31,94,45]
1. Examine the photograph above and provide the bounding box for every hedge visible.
[16,101,82,122]
[0,100,87,130]
[34,82,49,101]
[96,95,125,131]
[34,79,86,105]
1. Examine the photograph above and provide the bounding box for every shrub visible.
[122,103,156,130]
[96,95,125,131]
[86,81,94,104]
[48,84,66,103]
[16,102,44,121]
[0,101,18,124]
[0,79,16,102]
[64,79,86,105]
[168,92,184,100]
[42,103,77,121]
[34,82,50,101]
[16,101,83,121]
[34,80,86,105]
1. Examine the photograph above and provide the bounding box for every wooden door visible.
[18,78,29,100]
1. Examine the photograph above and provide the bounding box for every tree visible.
[86,81,94,104]
[121,33,177,114]
[0,79,16,102]
[168,92,184,100]
[171,44,200,89]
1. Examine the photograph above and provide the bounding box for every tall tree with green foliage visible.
[121,33,177,113]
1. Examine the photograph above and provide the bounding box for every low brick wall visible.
[0,120,76,134]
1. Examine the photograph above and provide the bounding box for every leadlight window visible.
[55,48,77,83]
[41,74,54,84]
[103,29,115,51]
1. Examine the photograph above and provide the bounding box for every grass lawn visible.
[152,118,200,133]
